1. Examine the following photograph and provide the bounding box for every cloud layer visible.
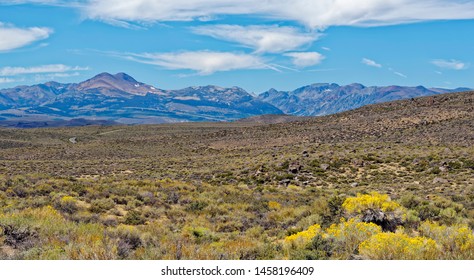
[192,25,318,53]
[0,22,52,51]
[431,59,469,70]
[82,0,474,28]
[0,0,83,7]
[0,64,89,76]
[2,1,472,82]
[362,58,382,68]
[285,52,325,67]
[122,51,270,75]
[0,77,16,84]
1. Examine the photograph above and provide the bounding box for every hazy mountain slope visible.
[259,83,470,116]
[0,73,469,127]
[0,73,282,125]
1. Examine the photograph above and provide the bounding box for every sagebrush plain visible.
[0,92,473,259]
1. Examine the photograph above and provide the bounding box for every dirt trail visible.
[98,129,124,135]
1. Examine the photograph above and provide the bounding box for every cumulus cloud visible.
[191,25,318,53]
[431,59,468,70]
[362,58,382,68]
[0,64,89,76]
[81,0,474,28]
[120,51,271,75]
[0,22,52,51]
[284,52,325,68]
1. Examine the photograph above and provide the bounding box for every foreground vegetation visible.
[0,92,473,259]
[0,174,472,259]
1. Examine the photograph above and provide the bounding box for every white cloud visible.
[0,77,16,83]
[0,0,59,3]
[81,0,474,29]
[0,0,54,4]
[393,71,407,78]
[33,72,82,82]
[387,67,407,77]
[0,22,52,51]
[284,52,325,68]
[431,59,468,70]
[362,58,382,68]
[0,0,83,7]
[191,25,318,53]
[47,72,82,78]
[35,72,81,80]
[121,51,271,75]
[0,64,89,76]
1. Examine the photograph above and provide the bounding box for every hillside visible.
[0,91,473,260]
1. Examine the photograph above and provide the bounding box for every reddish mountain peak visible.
[75,72,158,96]
[114,72,137,83]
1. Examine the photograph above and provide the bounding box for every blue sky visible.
[1,0,474,93]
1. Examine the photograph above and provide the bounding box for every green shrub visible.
[90,198,115,213]
[186,200,208,212]
[54,196,79,214]
[124,210,145,225]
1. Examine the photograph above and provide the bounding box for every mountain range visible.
[0,72,281,126]
[0,72,469,127]
[259,83,469,116]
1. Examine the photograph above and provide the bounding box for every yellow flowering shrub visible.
[0,206,117,259]
[0,206,65,236]
[284,224,321,249]
[419,221,474,259]
[54,195,79,214]
[359,232,439,260]
[268,201,282,210]
[60,196,75,203]
[323,218,382,258]
[342,192,401,214]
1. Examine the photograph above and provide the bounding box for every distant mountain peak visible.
[93,72,114,78]
[87,72,116,82]
[75,72,158,96]
[78,72,122,90]
[114,72,138,83]
[348,83,365,89]
[85,72,137,85]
